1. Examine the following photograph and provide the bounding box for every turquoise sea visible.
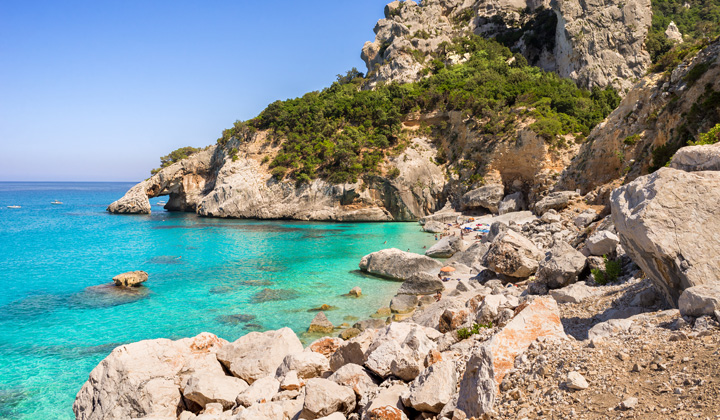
[0,182,435,420]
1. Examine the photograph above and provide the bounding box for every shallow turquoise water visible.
[0,182,434,420]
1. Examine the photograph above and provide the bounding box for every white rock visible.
[484,230,543,278]
[235,375,280,407]
[456,345,496,418]
[565,371,589,390]
[73,333,227,420]
[402,359,457,413]
[611,167,720,305]
[550,282,600,304]
[425,235,463,258]
[461,184,505,213]
[279,370,302,391]
[679,283,720,317]
[276,351,330,380]
[182,373,248,409]
[362,384,409,420]
[235,399,303,420]
[359,248,442,281]
[587,318,634,340]
[216,327,303,384]
[536,241,587,289]
[498,192,525,215]
[586,230,619,257]
[328,363,379,399]
[301,378,356,419]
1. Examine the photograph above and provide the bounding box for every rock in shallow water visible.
[251,288,300,303]
[359,248,442,281]
[112,270,148,287]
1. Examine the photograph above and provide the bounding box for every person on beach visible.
[435,291,442,302]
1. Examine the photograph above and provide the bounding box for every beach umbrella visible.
[440,266,456,273]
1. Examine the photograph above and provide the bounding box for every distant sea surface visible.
[0,182,434,420]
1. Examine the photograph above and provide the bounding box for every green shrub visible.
[531,117,563,141]
[623,134,640,145]
[684,61,711,85]
[592,256,622,285]
[692,122,720,145]
[386,167,401,179]
[150,146,200,175]
[456,322,493,339]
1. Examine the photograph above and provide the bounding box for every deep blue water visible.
[0,182,434,419]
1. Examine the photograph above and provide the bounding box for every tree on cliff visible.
[151,146,201,175]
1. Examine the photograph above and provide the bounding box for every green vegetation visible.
[218,36,618,184]
[691,122,720,145]
[684,61,711,85]
[591,256,622,285]
[623,134,640,145]
[151,146,201,175]
[646,0,720,67]
[457,322,493,339]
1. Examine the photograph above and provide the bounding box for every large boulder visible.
[112,270,149,287]
[586,230,620,257]
[425,236,463,258]
[534,191,579,215]
[679,284,720,317]
[359,248,442,281]
[485,297,566,385]
[456,346,496,418]
[216,328,303,384]
[484,230,543,279]
[611,167,720,305]
[73,333,227,420]
[362,384,409,420]
[276,351,330,380]
[461,184,505,213]
[396,272,445,296]
[364,323,438,379]
[402,360,457,414]
[390,294,419,314]
[670,142,720,172]
[422,220,446,233]
[235,376,280,407]
[328,363,379,400]
[235,399,303,420]
[536,241,587,289]
[301,378,356,419]
[448,241,490,272]
[498,192,526,215]
[329,330,377,371]
[182,373,248,410]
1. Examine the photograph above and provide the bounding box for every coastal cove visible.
[0,182,435,420]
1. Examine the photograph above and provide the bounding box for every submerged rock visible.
[252,288,300,303]
[215,313,256,325]
[112,270,148,287]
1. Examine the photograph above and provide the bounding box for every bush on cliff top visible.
[219,36,618,183]
[151,146,201,175]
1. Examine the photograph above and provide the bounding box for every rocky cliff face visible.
[108,135,446,222]
[558,38,720,201]
[362,0,652,93]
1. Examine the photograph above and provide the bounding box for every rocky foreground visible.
[75,143,720,419]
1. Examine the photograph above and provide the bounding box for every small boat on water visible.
[156,201,167,206]
[51,200,63,205]
[7,205,21,209]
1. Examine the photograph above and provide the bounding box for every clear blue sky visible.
[0,0,390,182]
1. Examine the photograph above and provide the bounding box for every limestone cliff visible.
[362,0,652,93]
[558,38,720,201]
[107,135,447,222]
